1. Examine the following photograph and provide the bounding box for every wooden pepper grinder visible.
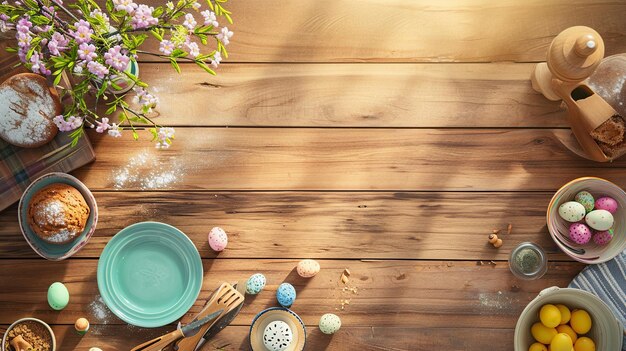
[531,26,621,162]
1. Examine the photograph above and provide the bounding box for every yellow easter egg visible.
[556,304,571,324]
[570,310,592,334]
[556,324,577,344]
[531,322,558,344]
[529,342,548,351]
[574,337,595,351]
[550,333,573,351]
[540,304,562,328]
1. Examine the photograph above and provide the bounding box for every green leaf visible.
[106,0,114,13]
[132,130,139,140]
[105,103,117,115]
[195,60,216,75]
[150,29,163,41]
[170,58,181,73]
[5,47,17,53]
[153,6,164,17]
[53,73,63,86]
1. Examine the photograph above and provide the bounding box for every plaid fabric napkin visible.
[569,249,626,350]
[0,132,95,212]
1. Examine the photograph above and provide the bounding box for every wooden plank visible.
[129,63,567,128]
[0,192,571,260]
[131,0,626,63]
[0,324,515,351]
[72,128,626,191]
[0,259,584,327]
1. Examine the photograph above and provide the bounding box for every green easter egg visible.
[48,282,69,310]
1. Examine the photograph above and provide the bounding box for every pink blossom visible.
[108,123,122,137]
[47,32,70,56]
[30,52,51,75]
[183,13,196,30]
[54,115,83,131]
[191,1,200,11]
[131,4,158,29]
[133,87,159,110]
[156,127,174,149]
[185,41,200,58]
[112,0,137,13]
[95,117,110,133]
[16,17,31,33]
[87,60,109,79]
[78,42,97,62]
[90,9,110,25]
[104,45,130,71]
[201,10,218,27]
[16,31,31,48]
[71,19,93,44]
[210,51,222,68]
[159,39,174,55]
[216,26,233,45]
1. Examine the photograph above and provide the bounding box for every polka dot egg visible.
[246,273,266,295]
[296,259,320,278]
[574,191,595,213]
[585,209,614,231]
[593,229,613,245]
[276,283,296,307]
[319,313,341,334]
[558,201,586,222]
[595,196,618,214]
[569,223,592,245]
[208,227,228,252]
[262,320,293,351]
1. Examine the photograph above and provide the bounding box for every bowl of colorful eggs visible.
[514,286,623,351]
[547,177,626,263]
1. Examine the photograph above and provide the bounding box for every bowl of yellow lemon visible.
[514,286,623,351]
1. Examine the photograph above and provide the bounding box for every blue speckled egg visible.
[574,191,595,213]
[276,283,296,307]
[246,273,266,295]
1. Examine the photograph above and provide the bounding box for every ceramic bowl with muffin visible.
[19,172,97,260]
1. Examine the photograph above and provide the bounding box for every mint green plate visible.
[97,222,203,328]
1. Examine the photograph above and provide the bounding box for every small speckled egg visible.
[208,227,228,252]
[47,282,69,310]
[595,196,618,214]
[569,223,592,245]
[296,259,320,278]
[88,348,103,351]
[558,201,586,222]
[593,229,613,245]
[319,313,341,334]
[246,273,267,295]
[262,320,293,351]
[585,209,614,231]
[276,283,296,307]
[574,191,595,213]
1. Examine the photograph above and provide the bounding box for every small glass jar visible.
[509,242,548,280]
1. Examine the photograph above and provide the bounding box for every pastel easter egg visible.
[89,349,103,351]
[585,209,614,231]
[208,227,228,252]
[574,191,595,213]
[595,196,618,214]
[558,201,586,222]
[568,223,592,245]
[319,313,342,334]
[48,282,70,310]
[262,320,293,351]
[276,283,296,307]
[296,259,320,278]
[246,273,266,295]
[593,229,613,246]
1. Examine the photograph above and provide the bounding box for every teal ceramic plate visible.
[97,222,203,328]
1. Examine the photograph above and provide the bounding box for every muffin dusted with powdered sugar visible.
[0,73,60,148]
[27,184,90,244]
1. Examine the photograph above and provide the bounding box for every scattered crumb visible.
[492,229,500,234]
[507,223,513,235]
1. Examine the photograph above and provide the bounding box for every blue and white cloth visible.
[569,249,626,350]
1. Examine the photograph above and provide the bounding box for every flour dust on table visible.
[111,150,187,190]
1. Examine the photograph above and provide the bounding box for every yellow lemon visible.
[531,322,558,344]
[556,304,571,324]
[540,304,562,328]
[556,324,577,344]
[550,333,573,351]
[570,310,592,334]
[574,337,595,351]
[529,342,548,351]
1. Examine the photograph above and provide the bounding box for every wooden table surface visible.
[2,1,626,350]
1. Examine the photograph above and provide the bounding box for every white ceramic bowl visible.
[547,177,626,263]
[1,317,56,351]
[514,286,623,351]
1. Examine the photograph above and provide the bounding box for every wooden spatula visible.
[174,282,245,351]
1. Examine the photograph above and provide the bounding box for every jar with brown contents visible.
[4,321,52,351]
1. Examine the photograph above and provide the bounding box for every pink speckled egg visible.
[593,229,614,246]
[595,196,618,214]
[296,259,320,278]
[208,227,228,251]
[569,223,592,245]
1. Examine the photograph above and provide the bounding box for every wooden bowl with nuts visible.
[1,318,56,351]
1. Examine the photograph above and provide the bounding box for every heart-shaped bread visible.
[0,73,61,148]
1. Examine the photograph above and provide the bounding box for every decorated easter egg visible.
[89,348,103,351]
[262,320,293,351]
[246,273,267,295]
[574,191,595,213]
[568,223,592,245]
[585,209,614,231]
[319,313,341,334]
[558,201,586,222]
[595,196,618,213]
[47,282,69,310]
[296,259,320,278]
[208,227,228,252]
[593,229,613,245]
[276,283,296,307]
